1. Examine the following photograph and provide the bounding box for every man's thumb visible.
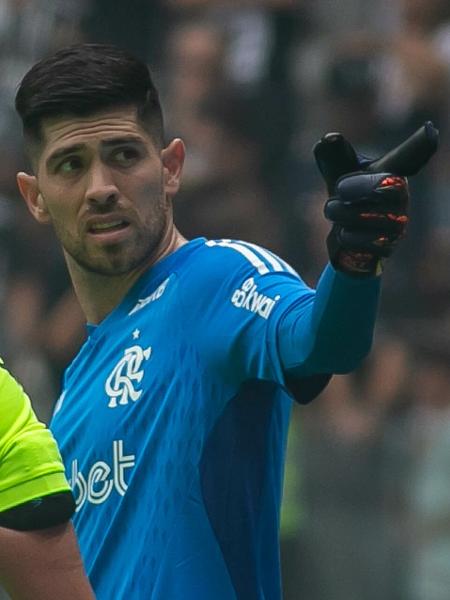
[313,132,360,195]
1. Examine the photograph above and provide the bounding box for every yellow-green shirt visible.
[0,363,70,512]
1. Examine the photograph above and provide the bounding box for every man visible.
[0,362,94,598]
[14,43,436,599]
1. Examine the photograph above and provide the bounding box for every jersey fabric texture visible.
[51,238,381,599]
[0,363,71,513]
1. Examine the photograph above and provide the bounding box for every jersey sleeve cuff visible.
[0,472,71,513]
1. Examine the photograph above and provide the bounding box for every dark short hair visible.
[15,43,164,154]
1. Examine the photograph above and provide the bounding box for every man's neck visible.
[66,227,187,324]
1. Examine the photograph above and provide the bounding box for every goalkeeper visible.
[0,362,94,599]
[13,43,439,599]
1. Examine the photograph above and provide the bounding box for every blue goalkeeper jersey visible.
[51,237,380,599]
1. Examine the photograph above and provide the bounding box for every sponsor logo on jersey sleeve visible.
[231,277,280,319]
[105,344,152,408]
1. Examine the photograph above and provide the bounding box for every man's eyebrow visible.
[46,143,84,168]
[45,136,147,169]
[101,136,146,147]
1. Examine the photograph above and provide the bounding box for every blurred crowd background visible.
[0,1,448,599]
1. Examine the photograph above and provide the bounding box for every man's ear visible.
[161,138,185,197]
[16,172,51,224]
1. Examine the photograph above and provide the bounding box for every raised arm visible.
[279,124,439,378]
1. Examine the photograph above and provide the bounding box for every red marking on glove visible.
[360,212,408,223]
[338,251,379,274]
[379,176,405,188]
[373,236,389,246]
[387,213,408,223]
[360,212,377,219]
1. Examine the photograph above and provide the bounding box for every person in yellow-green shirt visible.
[0,362,94,599]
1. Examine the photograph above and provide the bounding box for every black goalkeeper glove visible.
[313,122,439,276]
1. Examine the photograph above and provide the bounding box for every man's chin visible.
[76,258,142,276]
[68,247,156,277]
[64,229,165,277]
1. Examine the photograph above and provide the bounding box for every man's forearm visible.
[279,263,380,376]
[0,522,94,599]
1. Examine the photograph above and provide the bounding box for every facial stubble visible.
[46,184,171,277]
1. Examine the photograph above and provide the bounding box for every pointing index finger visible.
[368,122,439,176]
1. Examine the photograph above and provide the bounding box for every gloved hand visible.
[314,122,439,276]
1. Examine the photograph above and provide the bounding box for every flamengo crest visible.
[105,344,152,408]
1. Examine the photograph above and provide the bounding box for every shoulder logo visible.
[105,344,152,408]
[231,277,280,320]
[129,277,170,315]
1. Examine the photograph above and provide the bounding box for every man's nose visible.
[85,164,119,207]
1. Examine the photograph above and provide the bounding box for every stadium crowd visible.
[0,1,448,598]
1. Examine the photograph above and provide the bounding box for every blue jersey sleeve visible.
[184,240,380,397]
[277,263,380,376]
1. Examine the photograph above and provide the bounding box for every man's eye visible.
[113,148,139,165]
[58,157,82,174]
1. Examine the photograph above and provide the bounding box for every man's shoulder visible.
[184,238,299,283]
[175,238,303,325]
[0,363,31,437]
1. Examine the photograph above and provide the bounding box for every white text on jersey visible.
[231,277,280,319]
[70,440,135,511]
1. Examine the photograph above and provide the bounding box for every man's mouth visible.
[88,220,129,234]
